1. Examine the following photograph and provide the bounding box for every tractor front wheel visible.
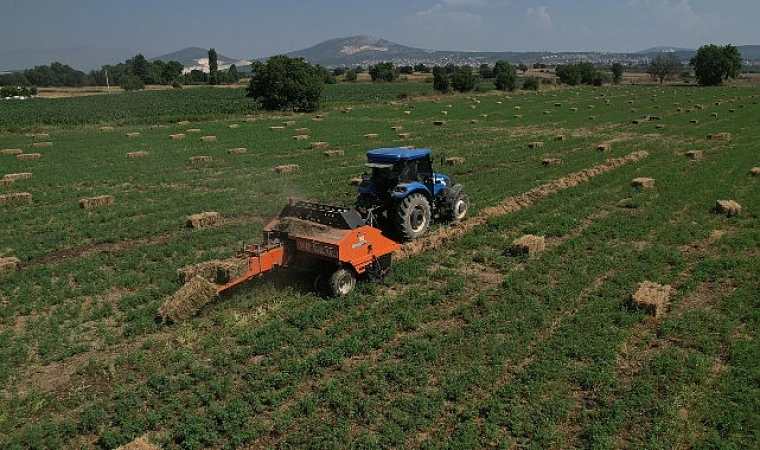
[447,191,470,221]
[327,268,357,297]
[396,193,431,241]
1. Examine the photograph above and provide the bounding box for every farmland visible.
[0,83,758,449]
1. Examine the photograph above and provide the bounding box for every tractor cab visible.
[357,148,469,242]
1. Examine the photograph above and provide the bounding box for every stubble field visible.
[0,83,758,449]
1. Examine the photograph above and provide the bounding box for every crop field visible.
[0,84,758,449]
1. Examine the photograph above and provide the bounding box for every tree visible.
[576,62,599,85]
[518,63,529,74]
[368,62,397,82]
[120,75,144,91]
[611,63,624,84]
[493,60,517,91]
[555,64,581,86]
[344,69,358,82]
[647,53,682,84]
[522,76,540,91]
[246,55,323,112]
[228,64,240,83]
[414,63,430,73]
[450,66,478,93]
[690,44,742,86]
[398,65,414,75]
[432,66,450,93]
[130,54,149,84]
[478,64,493,80]
[315,64,337,84]
[208,48,220,85]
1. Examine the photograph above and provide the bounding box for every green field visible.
[0,84,758,449]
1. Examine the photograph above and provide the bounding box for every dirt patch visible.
[672,280,735,317]
[157,276,218,323]
[631,281,673,318]
[398,151,649,259]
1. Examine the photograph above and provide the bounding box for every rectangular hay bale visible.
[126,151,149,158]
[125,133,140,138]
[294,135,309,141]
[631,177,655,188]
[310,142,329,149]
[715,200,741,217]
[445,157,465,165]
[79,195,114,209]
[0,192,32,204]
[200,135,217,142]
[17,153,40,160]
[631,281,672,318]
[0,178,13,187]
[364,133,379,138]
[33,141,53,147]
[186,211,223,230]
[275,164,300,174]
[227,147,247,155]
[0,257,20,278]
[510,235,546,256]
[528,142,544,149]
[189,156,212,163]
[295,127,309,133]
[1,149,22,155]
[324,150,344,157]
[542,158,562,167]
[170,134,185,140]
[3,173,32,181]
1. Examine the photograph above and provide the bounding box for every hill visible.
[150,47,251,73]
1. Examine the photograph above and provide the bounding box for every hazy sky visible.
[2,0,757,58]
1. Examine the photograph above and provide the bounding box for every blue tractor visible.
[356,148,470,242]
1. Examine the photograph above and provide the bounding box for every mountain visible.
[150,47,251,74]
[0,47,136,72]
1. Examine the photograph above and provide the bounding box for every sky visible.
[2,0,757,60]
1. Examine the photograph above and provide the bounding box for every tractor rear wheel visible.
[327,268,357,297]
[396,193,431,241]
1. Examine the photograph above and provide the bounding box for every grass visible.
[0,84,758,449]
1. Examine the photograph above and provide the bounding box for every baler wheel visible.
[328,268,357,297]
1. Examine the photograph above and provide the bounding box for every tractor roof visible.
[366,148,431,163]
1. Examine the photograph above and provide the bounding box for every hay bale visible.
[632,119,643,125]
[497,101,503,105]
[189,156,212,163]
[126,151,149,158]
[1,149,22,155]
[528,142,544,149]
[310,142,329,149]
[364,133,379,138]
[597,143,611,152]
[480,114,489,118]
[711,112,719,117]
[168,133,186,141]
[275,164,300,174]
[690,119,699,124]
[33,141,53,148]
[554,103,562,107]
[0,193,31,204]
[227,147,247,155]
[631,177,655,188]
[656,124,665,129]
[185,128,201,134]
[0,178,13,187]
[17,153,40,160]
[542,158,562,167]
[0,257,20,278]
[32,133,50,139]
[100,126,114,132]
[200,135,217,142]
[715,200,741,217]
[729,108,736,113]
[350,177,363,186]
[114,435,162,450]
[588,105,596,109]
[434,120,446,126]
[514,114,523,119]
[510,235,546,256]
[750,167,760,177]
[543,110,551,115]
[227,124,240,129]
[79,195,114,209]
[178,258,248,284]
[649,115,662,120]
[157,275,218,323]
[471,120,478,124]
[283,120,296,126]
[272,217,330,236]
[514,106,521,110]
[685,150,703,160]
[186,211,223,229]
[150,125,165,130]
[707,132,731,141]
[295,127,309,133]
[403,111,411,115]
[324,150,344,157]
[399,133,411,139]
[293,135,309,141]
[446,157,466,166]
[244,117,257,122]
[631,281,672,318]
[391,126,404,131]
[555,135,566,141]
[177,120,190,125]
[125,132,140,138]
[589,116,597,120]
[3,173,32,181]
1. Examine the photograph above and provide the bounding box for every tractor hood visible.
[366,148,432,162]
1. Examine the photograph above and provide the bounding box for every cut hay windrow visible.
[200,135,217,142]
[32,141,53,148]
[715,200,741,217]
[178,258,248,284]
[631,177,655,188]
[631,281,672,318]
[17,153,40,160]
[0,192,32,204]
[0,257,20,278]
[157,275,218,324]
[510,235,546,256]
[189,156,212,163]
[310,142,329,149]
[170,134,185,140]
[186,211,223,230]
[227,147,247,155]
[294,135,309,141]
[126,151,149,158]
[0,178,13,187]
[324,150,344,157]
[275,164,300,174]
[125,132,140,138]
[398,151,649,259]
[3,173,32,181]
[445,157,465,166]
[79,195,114,209]
[1,149,22,155]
